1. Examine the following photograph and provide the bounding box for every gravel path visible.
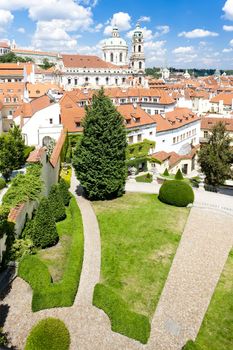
[1,177,233,350]
[147,207,233,350]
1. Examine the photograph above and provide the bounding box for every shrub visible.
[59,178,71,206]
[31,197,58,248]
[93,284,150,344]
[163,168,169,176]
[9,238,34,261]
[136,173,152,183]
[159,180,194,207]
[175,169,184,180]
[18,197,84,311]
[0,178,6,190]
[25,318,70,350]
[48,185,66,221]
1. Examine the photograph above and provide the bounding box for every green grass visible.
[25,318,70,350]
[92,193,189,343]
[185,250,233,350]
[18,196,84,311]
[135,173,153,183]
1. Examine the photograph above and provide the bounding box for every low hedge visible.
[159,180,194,207]
[0,178,6,190]
[25,318,70,350]
[18,196,84,311]
[93,283,151,344]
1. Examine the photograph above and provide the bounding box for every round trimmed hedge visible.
[25,318,70,350]
[0,178,6,190]
[159,180,194,207]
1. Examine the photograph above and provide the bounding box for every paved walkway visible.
[1,177,233,350]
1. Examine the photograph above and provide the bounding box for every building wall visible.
[127,123,156,149]
[155,120,201,155]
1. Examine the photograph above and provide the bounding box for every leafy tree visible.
[73,88,127,200]
[0,52,32,63]
[39,58,55,70]
[59,178,71,206]
[48,184,66,221]
[31,197,58,248]
[8,124,25,169]
[198,122,233,186]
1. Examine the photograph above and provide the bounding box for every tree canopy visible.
[198,122,233,186]
[73,88,127,200]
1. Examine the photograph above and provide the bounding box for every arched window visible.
[106,77,109,85]
[42,136,52,147]
[134,45,136,52]
[138,45,141,53]
[139,61,142,69]
[139,77,142,85]
[95,77,99,85]
[110,53,114,62]
[119,53,123,62]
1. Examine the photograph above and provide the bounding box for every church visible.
[58,23,148,89]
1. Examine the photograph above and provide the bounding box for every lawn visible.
[185,250,233,350]
[18,196,84,311]
[135,173,152,183]
[92,193,189,343]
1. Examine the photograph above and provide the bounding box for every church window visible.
[106,77,109,85]
[138,45,141,53]
[115,78,118,85]
[119,53,123,62]
[68,78,71,85]
[139,61,142,69]
[110,53,114,62]
[134,45,136,52]
[85,77,89,82]
[96,77,99,85]
[74,78,78,85]
[139,77,142,84]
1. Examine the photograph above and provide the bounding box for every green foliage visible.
[159,180,194,207]
[9,238,34,261]
[198,122,233,186]
[136,173,152,183]
[18,197,84,311]
[0,206,10,239]
[25,318,70,350]
[163,168,169,176]
[0,178,6,190]
[2,164,42,210]
[31,197,58,248]
[127,139,155,159]
[46,138,56,159]
[24,145,35,161]
[59,178,71,206]
[0,327,8,347]
[39,58,55,70]
[93,284,150,344]
[175,169,184,180]
[0,51,33,63]
[145,67,161,78]
[48,185,66,222]
[66,134,82,161]
[126,157,148,171]
[73,88,127,200]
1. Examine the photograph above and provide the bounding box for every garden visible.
[92,192,190,343]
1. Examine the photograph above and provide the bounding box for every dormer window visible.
[75,121,81,128]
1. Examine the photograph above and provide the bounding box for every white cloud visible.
[17,27,25,33]
[178,29,219,38]
[144,40,167,65]
[230,39,233,46]
[223,25,233,31]
[126,26,153,41]
[138,16,151,23]
[155,25,170,37]
[223,0,233,21]
[0,9,14,32]
[175,54,198,63]
[173,46,194,54]
[104,12,131,35]
[223,48,233,52]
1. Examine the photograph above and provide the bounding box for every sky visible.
[0,0,233,69]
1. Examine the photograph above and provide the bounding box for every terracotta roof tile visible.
[50,130,66,168]
[201,117,233,132]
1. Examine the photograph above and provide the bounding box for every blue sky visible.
[0,0,233,68]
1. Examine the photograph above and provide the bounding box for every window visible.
[85,77,89,82]
[173,137,176,144]
[128,136,134,144]
[110,53,114,62]
[147,109,151,114]
[139,77,142,84]
[115,78,118,85]
[139,61,142,69]
[68,78,71,85]
[9,110,13,115]
[74,78,78,85]
[122,77,126,83]
[95,77,99,85]
[119,53,123,62]
[137,134,142,142]
[106,77,109,84]
[138,45,141,52]
[75,121,81,128]
[49,118,53,124]
[13,97,18,102]
[204,131,208,138]
[150,131,153,136]
[155,110,158,114]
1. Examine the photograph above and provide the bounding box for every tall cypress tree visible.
[73,89,127,200]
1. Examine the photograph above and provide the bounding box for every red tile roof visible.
[26,147,46,163]
[210,92,233,105]
[201,117,233,132]
[152,146,198,167]
[62,54,124,69]
[14,94,53,118]
[50,130,66,168]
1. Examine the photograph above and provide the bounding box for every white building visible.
[130,23,146,86]
[102,27,128,66]
[0,41,10,56]
[14,95,63,146]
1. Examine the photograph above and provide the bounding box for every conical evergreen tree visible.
[48,184,66,221]
[8,123,25,169]
[163,168,169,176]
[59,179,71,206]
[32,197,58,248]
[73,89,127,200]
[175,169,184,180]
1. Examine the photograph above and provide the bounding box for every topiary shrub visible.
[48,185,66,221]
[31,197,58,248]
[175,169,184,180]
[25,318,70,350]
[0,178,6,190]
[59,178,71,206]
[163,168,169,176]
[159,180,194,207]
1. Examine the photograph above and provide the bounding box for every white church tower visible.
[130,22,146,85]
[102,26,128,66]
